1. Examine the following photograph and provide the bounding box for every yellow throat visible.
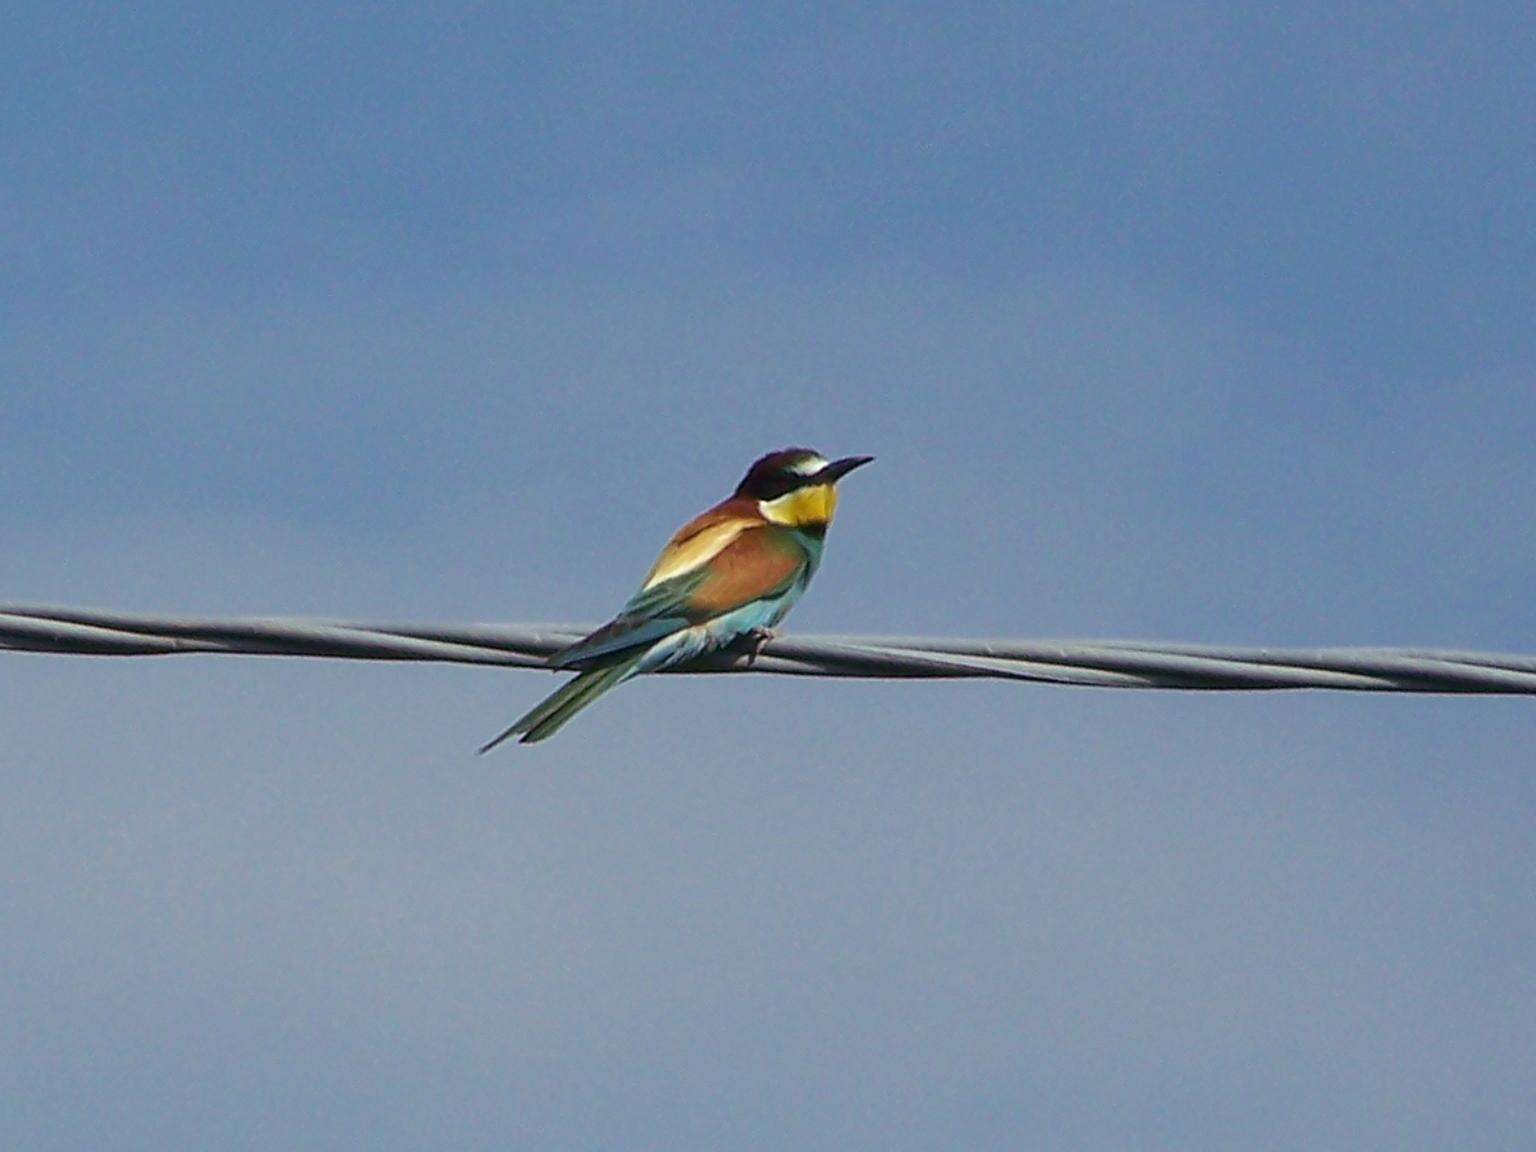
[760,483,837,528]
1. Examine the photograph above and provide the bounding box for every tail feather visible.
[477,658,640,752]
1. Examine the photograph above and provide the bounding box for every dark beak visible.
[820,455,875,483]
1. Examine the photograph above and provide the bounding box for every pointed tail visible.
[477,655,642,752]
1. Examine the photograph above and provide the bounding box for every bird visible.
[478,448,874,749]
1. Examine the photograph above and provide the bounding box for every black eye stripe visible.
[745,471,823,500]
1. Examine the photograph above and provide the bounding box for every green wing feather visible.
[548,567,711,670]
[550,525,807,670]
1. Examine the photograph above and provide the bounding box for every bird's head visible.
[735,448,874,531]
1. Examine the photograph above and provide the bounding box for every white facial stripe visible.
[786,454,828,476]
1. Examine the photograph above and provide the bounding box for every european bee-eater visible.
[479,448,874,749]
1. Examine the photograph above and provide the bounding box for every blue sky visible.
[3,4,1534,1149]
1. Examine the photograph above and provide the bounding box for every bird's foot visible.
[744,626,778,666]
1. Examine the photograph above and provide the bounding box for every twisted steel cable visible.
[3,603,1535,695]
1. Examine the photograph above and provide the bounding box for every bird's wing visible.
[640,509,754,589]
[681,525,809,616]
[550,522,808,669]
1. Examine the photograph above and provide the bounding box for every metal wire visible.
[3,603,1534,696]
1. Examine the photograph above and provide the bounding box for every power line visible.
[3,603,1534,695]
